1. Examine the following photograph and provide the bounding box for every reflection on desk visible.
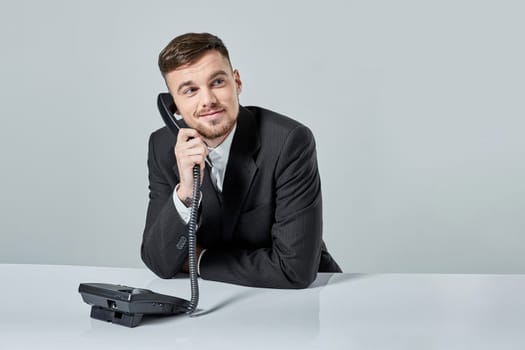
[1,264,524,349]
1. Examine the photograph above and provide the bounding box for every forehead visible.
[166,50,232,83]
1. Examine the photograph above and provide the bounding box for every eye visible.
[212,78,225,86]
[183,87,197,95]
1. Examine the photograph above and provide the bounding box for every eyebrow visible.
[176,70,229,94]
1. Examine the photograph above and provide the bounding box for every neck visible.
[205,129,233,148]
[206,138,225,149]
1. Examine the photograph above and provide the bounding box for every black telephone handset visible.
[78,93,202,327]
[157,92,182,134]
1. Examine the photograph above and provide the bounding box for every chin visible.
[200,122,233,140]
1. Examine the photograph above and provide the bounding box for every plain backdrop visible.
[1,0,524,273]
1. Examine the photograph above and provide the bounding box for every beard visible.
[194,116,236,140]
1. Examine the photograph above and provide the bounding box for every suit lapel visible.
[168,107,260,243]
[221,106,260,242]
[202,164,223,210]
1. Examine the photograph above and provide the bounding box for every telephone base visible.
[78,283,190,327]
[90,306,144,328]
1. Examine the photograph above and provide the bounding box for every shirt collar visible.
[207,123,237,167]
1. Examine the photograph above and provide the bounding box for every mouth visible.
[198,109,224,120]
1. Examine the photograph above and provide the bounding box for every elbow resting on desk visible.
[140,243,185,279]
[277,258,319,289]
[280,270,317,289]
[197,248,320,289]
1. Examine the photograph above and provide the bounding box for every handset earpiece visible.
[157,93,182,134]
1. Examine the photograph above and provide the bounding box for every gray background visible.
[1,0,524,273]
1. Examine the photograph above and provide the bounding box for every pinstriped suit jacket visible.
[141,105,341,288]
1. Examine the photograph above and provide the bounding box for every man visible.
[141,32,341,289]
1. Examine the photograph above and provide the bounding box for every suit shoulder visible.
[149,126,176,149]
[150,125,172,140]
[243,106,314,143]
[244,106,304,130]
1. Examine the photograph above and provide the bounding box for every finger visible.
[176,150,206,171]
[175,136,207,155]
[175,139,207,160]
[178,143,208,160]
[176,128,201,144]
[184,137,207,149]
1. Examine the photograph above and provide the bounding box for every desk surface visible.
[1,264,524,349]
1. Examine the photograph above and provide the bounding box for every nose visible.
[200,87,218,108]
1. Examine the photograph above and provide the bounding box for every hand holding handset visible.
[78,93,203,327]
[157,93,212,167]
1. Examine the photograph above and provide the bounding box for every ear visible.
[233,69,242,95]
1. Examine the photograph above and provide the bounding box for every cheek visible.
[218,90,239,104]
[178,100,198,118]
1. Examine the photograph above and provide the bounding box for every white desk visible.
[1,264,524,349]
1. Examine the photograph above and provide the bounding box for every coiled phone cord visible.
[186,164,201,314]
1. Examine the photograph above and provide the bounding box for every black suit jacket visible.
[141,105,341,288]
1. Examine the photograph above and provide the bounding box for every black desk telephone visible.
[78,93,202,327]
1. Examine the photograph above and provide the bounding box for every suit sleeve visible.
[140,133,189,278]
[200,125,323,288]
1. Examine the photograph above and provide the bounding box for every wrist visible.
[176,184,193,208]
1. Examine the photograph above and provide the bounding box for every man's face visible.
[164,50,242,147]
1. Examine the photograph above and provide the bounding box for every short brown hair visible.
[158,32,231,75]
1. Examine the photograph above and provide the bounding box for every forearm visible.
[141,195,189,278]
[142,132,192,278]
[200,197,323,289]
